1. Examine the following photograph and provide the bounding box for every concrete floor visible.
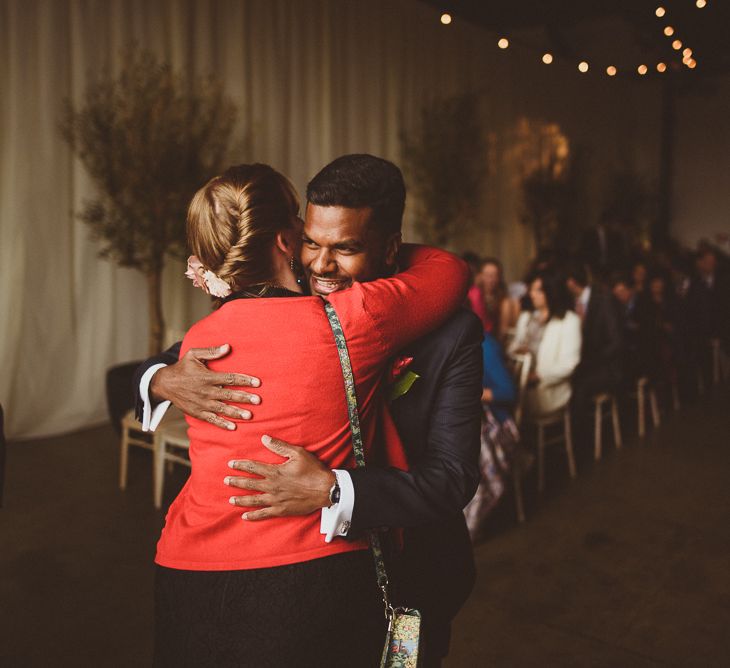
[1,386,729,667]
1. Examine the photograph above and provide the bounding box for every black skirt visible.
[154,550,386,668]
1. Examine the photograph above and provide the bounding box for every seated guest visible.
[478,258,520,342]
[509,271,582,418]
[580,213,628,281]
[565,262,623,443]
[463,333,518,539]
[481,332,516,423]
[611,272,642,386]
[631,258,649,296]
[463,251,490,332]
[685,245,730,386]
[637,271,680,407]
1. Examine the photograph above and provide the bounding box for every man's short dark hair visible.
[306,154,406,237]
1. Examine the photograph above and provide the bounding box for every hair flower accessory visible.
[185,255,232,298]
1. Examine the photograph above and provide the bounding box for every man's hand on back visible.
[225,435,336,520]
[150,344,261,431]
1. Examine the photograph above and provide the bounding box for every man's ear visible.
[384,233,402,269]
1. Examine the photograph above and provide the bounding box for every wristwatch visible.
[328,477,341,506]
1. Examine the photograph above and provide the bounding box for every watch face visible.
[330,481,341,506]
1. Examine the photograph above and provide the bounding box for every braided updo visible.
[187,164,300,298]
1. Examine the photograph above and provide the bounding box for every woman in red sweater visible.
[154,163,468,667]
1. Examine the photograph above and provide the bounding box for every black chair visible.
[105,361,144,435]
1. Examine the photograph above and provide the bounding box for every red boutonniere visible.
[389,356,414,382]
[388,356,420,401]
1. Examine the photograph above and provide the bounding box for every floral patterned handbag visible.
[324,302,423,668]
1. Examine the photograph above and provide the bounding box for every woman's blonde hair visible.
[187,164,300,296]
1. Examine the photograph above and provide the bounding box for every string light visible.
[657,62,667,72]
[696,0,706,8]
[578,61,589,73]
[683,47,693,58]
[655,7,666,18]
[637,64,648,75]
[672,39,683,50]
[440,13,452,25]
[688,59,697,68]
[542,53,553,64]
[498,37,509,49]
[606,66,617,76]
[664,26,674,36]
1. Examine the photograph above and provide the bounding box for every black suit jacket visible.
[133,309,483,631]
[347,310,482,623]
[574,287,623,388]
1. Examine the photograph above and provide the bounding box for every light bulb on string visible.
[688,59,697,68]
[664,26,674,36]
[672,39,682,50]
[657,62,667,73]
[578,61,589,73]
[656,7,666,18]
[440,13,452,25]
[607,66,617,76]
[696,0,707,8]
[638,65,648,75]
[498,37,509,49]
[683,48,693,58]
[542,53,553,64]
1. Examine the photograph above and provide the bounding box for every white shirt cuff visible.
[140,364,171,432]
[320,469,355,543]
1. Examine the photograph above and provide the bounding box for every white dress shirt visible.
[138,366,354,541]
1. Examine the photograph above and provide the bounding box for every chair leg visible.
[713,340,721,385]
[612,398,622,449]
[594,400,603,461]
[638,383,646,438]
[119,429,129,490]
[154,434,165,509]
[537,425,546,493]
[564,410,576,479]
[650,390,660,428]
[512,463,525,524]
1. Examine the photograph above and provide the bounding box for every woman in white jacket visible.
[509,271,582,418]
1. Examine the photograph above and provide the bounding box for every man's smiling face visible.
[301,204,398,297]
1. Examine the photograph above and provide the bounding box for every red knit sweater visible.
[155,245,468,570]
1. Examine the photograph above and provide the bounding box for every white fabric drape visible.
[1,0,661,439]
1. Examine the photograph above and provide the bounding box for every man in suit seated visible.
[565,263,624,448]
[610,272,642,389]
[134,154,483,668]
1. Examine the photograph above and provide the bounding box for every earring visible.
[289,256,304,286]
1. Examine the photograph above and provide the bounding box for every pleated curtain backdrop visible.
[0,0,661,439]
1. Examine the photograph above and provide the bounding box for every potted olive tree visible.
[60,48,237,355]
[400,93,487,247]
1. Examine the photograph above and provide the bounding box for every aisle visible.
[447,386,730,667]
[1,388,728,666]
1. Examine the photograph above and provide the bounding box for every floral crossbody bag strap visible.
[323,301,423,668]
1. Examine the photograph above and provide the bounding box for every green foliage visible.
[400,93,487,246]
[603,168,656,234]
[521,149,587,251]
[60,48,237,274]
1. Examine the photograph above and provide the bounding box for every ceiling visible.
[419,0,730,78]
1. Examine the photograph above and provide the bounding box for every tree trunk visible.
[147,267,165,355]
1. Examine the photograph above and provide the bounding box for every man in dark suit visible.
[565,263,623,447]
[685,246,730,387]
[134,155,482,667]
